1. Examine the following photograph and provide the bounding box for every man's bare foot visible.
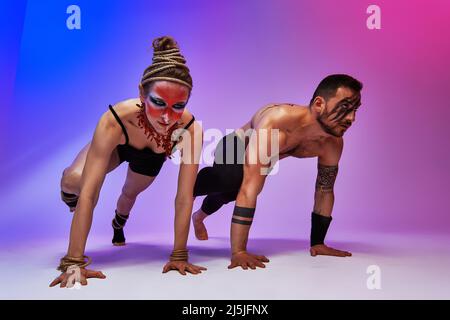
[310,244,352,257]
[192,209,209,240]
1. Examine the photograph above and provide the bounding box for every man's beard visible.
[317,115,343,137]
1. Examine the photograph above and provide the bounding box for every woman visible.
[50,36,205,288]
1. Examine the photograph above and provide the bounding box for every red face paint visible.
[144,81,189,132]
[145,105,183,122]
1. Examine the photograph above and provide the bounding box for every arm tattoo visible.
[315,164,338,193]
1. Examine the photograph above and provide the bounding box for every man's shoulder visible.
[257,104,304,129]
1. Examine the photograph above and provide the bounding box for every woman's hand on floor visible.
[49,267,106,288]
[162,261,207,275]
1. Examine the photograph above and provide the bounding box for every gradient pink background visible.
[1,0,450,248]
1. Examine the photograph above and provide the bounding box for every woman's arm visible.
[173,121,202,249]
[163,120,206,275]
[50,111,123,287]
[67,112,122,257]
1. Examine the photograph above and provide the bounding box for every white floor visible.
[1,232,449,300]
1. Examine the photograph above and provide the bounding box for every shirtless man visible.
[192,74,362,270]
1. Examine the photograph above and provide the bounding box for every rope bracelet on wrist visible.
[169,249,189,262]
[57,255,92,272]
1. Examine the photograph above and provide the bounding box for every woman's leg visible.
[191,132,245,240]
[193,190,239,240]
[192,163,243,240]
[112,166,156,246]
[60,142,121,212]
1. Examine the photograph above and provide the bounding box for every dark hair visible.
[141,36,193,94]
[309,74,362,106]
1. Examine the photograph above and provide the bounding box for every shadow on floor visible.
[189,237,386,262]
[49,237,385,269]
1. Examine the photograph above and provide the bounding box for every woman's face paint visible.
[317,87,361,137]
[143,81,190,133]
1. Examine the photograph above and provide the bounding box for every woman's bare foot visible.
[192,209,209,240]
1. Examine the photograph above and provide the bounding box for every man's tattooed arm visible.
[313,164,339,215]
[315,164,338,192]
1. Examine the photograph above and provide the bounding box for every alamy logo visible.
[366,265,382,290]
[66,265,82,289]
[169,126,280,175]
[366,5,381,30]
[66,5,81,30]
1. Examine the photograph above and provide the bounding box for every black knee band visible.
[61,191,78,208]
[112,210,129,245]
[310,212,332,246]
[112,210,129,229]
[232,206,255,226]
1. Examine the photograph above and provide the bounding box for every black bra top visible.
[108,104,195,155]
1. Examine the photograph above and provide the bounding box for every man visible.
[193,74,362,270]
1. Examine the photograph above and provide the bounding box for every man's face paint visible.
[143,81,189,133]
[317,87,361,137]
